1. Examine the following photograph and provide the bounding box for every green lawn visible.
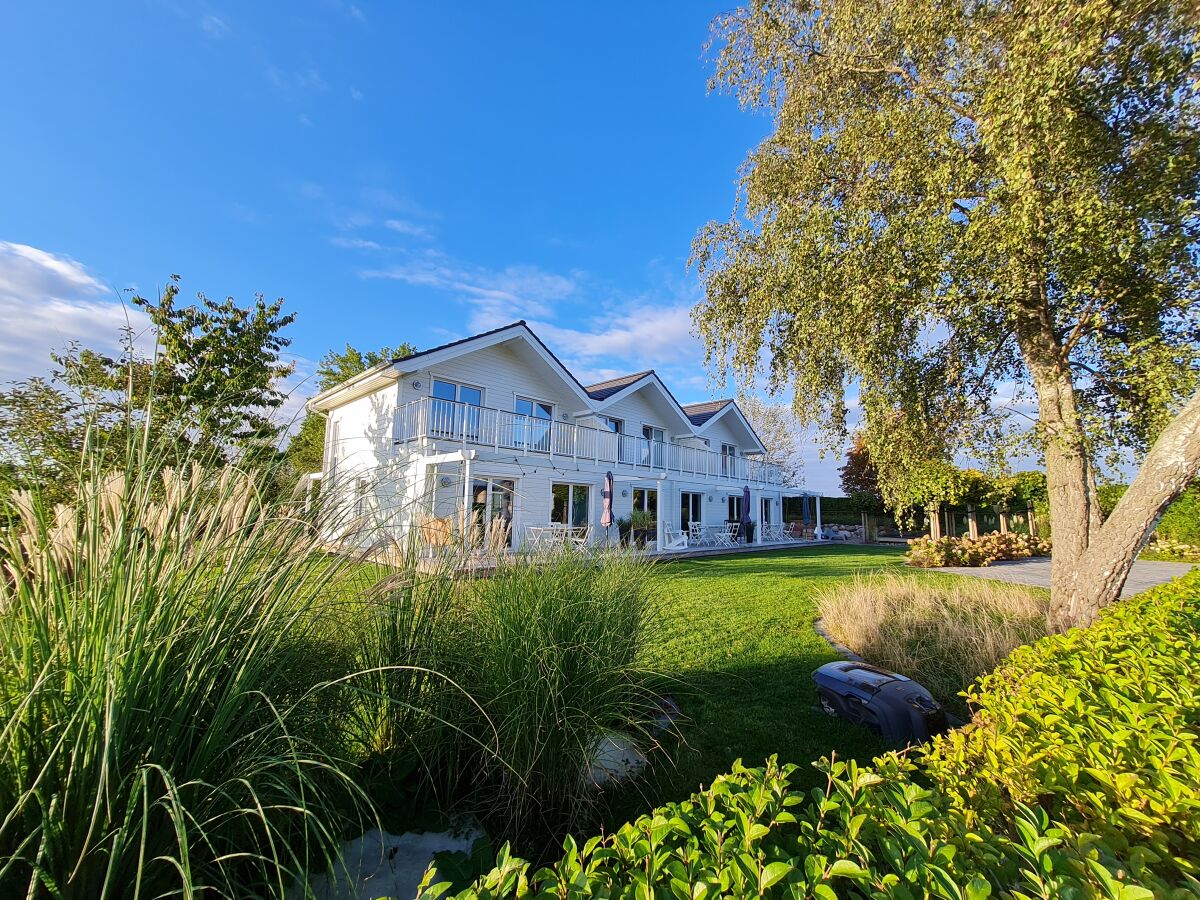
[606,544,921,823]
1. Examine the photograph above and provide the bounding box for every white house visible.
[305,320,822,553]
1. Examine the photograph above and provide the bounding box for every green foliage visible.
[928,572,1200,889]
[1100,481,1200,545]
[285,407,329,477]
[629,508,656,531]
[812,496,862,526]
[285,341,417,479]
[692,0,1200,561]
[0,433,370,897]
[1099,482,1200,547]
[905,532,1052,568]
[316,342,416,389]
[0,276,297,506]
[445,571,1200,898]
[437,550,660,850]
[1161,488,1200,544]
[838,435,883,512]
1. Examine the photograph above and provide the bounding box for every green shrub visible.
[1142,537,1200,562]
[437,571,1200,898]
[1101,482,1200,545]
[0,450,371,897]
[927,571,1200,886]
[438,549,660,851]
[905,531,1051,567]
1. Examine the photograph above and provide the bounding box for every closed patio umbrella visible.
[741,485,752,542]
[601,471,614,543]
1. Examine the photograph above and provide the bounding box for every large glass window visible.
[632,488,658,518]
[551,483,590,527]
[598,415,627,463]
[721,443,738,476]
[641,424,665,467]
[515,396,553,451]
[431,378,482,439]
[727,494,743,522]
[470,478,515,548]
[760,497,772,525]
[680,491,702,529]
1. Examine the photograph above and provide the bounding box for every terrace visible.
[392,395,793,487]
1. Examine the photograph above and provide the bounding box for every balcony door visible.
[641,425,665,468]
[721,443,738,477]
[598,415,628,464]
[431,379,482,440]
[515,397,553,452]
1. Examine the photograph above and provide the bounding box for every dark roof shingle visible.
[584,370,653,401]
[681,399,733,426]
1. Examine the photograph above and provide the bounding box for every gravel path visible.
[938,557,1193,598]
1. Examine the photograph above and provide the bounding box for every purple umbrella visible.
[601,471,614,538]
[741,485,752,541]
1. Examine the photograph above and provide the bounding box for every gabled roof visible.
[584,371,652,401]
[307,320,595,411]
[682,399,734,427]
[307,320,766,455]
[684,399,768,454]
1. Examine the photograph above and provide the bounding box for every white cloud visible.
[382,218,430,239]
[350,86,365,102]
[360,259,576,331]
[349,3,366,22]
[329,236,382,250]
[266,65,328,94]
[0,242,151,384]
[298,113,314,128]
[200,14,229,37]
[534,303,699,370]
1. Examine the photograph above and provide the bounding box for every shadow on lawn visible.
[664,546,909,579]
[604,655,890,829]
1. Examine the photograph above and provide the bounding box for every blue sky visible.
[0,2,860,489]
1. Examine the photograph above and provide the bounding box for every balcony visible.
[393,396,790,486]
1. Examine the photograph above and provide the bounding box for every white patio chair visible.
[715,522,739,548]
[566,526,591,550]
[662,528,689,551]
[688,522,711,546]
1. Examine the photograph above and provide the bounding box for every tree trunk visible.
[1047,388,1200,631]
[1013,279,1100,627]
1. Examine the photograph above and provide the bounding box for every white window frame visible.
[641,423,665,467]
[721,442,738,475]
[550,482,591,527]
[429,376,485,441]
[430,375,486,407]
[680,491,703,529]
[515,395,554,452]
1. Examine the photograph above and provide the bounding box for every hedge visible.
[1100,482,1200,545]
[427,570,1200,899]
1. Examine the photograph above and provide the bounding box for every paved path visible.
[939,557,1193,598]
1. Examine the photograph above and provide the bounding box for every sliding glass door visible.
[470,478,515,548]
[551,483,590,527]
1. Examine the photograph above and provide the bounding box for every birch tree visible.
[693,0,1200,630]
